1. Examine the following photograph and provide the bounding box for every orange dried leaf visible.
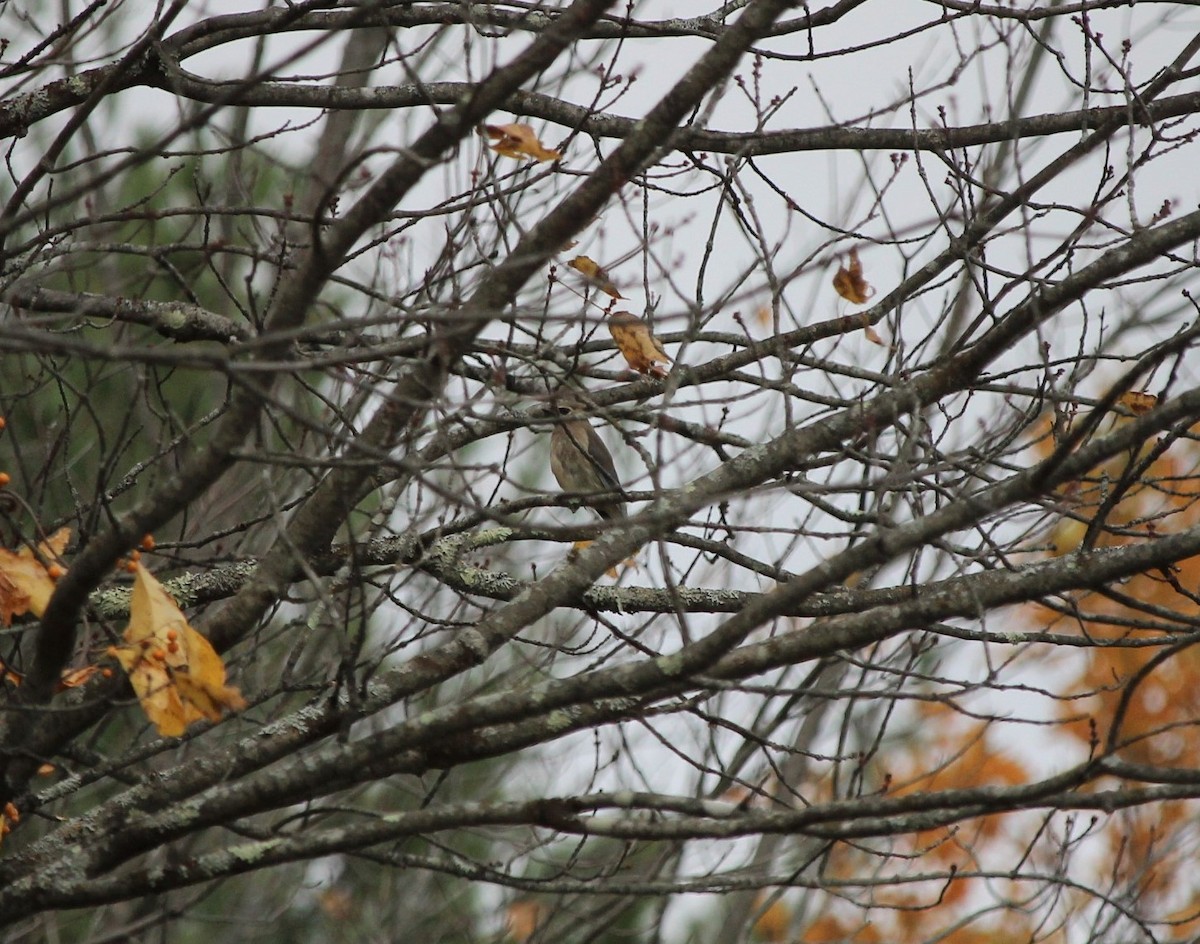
[568,255,623,299]
[0,656,100,691]
[608,311,670,378]
[0,805,16,848]
[58,665,100,690]
[0,658,21,686]
[482,123,562,163]
[1117,390,1157,416]
[832,247,875,305]
[0,571,31,629]
[114,565,245,737]
[38,527,70,560]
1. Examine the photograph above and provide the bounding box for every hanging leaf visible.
[862,319,887,346]
[832,247,874,304]
[0,527,70,626]
[482,123,562,162]
[608,310,670,377]
[111,564,245,737]
[567,255,623,299]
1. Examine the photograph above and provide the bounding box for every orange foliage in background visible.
[1023,395,1200,915]
[790,393,1200,943]
[1028,397,1200,763]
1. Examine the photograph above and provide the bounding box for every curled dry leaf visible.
[608,311,670,378]
[832,247,875,305]
[0,526,70,626]
[567,255,623,299]
[482,123,562,162]
[0,659,101,692]
[861,314,888,347]
[112,564,246,737]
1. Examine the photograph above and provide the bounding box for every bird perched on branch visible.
[549,391,626,522]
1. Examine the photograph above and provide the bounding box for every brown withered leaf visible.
[482,123,562,162]
[608,311,670,378]
[112,564,246,737]
[832,247,874,305]
[568,255,623,299]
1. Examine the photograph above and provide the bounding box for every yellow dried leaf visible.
[0,527,70,626]
[482,123,562,162]
[568,255,623,299]
[608,311,670,378]
[114,565,245,737]
[832,247,874,305]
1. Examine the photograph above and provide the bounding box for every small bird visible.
[549,391,626,521]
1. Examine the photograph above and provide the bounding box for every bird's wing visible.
[569,422,622,492]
